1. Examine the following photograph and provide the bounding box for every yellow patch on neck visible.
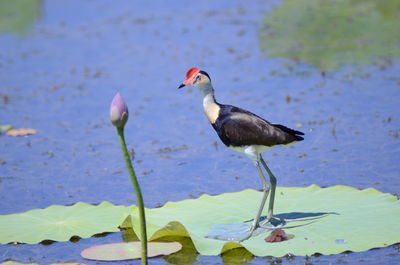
[203,93,220,124]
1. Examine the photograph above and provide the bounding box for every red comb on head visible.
[186,68,200,79]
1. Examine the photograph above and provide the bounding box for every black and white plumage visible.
[213,104,304,148]
[178,68,304,241]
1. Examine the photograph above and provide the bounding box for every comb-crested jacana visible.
[178,68,304,241]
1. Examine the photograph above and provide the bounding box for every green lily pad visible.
[81,241,182,261]
[137,185,400,256]
[1,185,400,257]
[0,201,129,244]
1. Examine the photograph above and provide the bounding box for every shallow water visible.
[1,0,399,264]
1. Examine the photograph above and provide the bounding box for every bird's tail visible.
[273,124,304,141]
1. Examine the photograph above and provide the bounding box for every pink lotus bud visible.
[110,92,129,128]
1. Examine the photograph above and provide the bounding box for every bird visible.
[178,67,304,241]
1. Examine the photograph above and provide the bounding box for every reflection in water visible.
[121,225,198,265]
[161,236,198,265]
[121,226,255,264]
[0,0,41,34]
[221,247,254,265]
[260,0,400,70]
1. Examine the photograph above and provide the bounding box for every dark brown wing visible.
[214,105,303,147]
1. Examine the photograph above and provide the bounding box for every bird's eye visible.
[195,75,201,81]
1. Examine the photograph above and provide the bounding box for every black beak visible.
[178,83,185,89]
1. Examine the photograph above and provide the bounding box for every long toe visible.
[238,231,254,242]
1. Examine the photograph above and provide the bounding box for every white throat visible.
[202,92,220,124]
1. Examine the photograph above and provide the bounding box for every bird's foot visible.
[205,221,262,242]
[205,219,280,242]
[258,215,286,228]
[258,214,322,231]
[206,214,327,242]
[236,223,261,242]
[237,230,254,243]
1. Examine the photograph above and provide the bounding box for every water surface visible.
[0,0,399,264]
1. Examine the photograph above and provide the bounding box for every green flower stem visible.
[117,127,148,265]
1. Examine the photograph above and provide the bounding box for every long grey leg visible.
[240,161,271,242]
[260,155,277,221]
[252,162,270,227]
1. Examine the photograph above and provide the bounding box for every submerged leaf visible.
[81,241,182,261]
[260,0,400,70]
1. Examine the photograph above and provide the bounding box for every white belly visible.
[228,145,272,162]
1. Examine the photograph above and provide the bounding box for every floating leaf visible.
[0,201,130,244]
[81,241,182,261]
[5,128,37,136]
[1,185,400,257]
[138,185,400,256]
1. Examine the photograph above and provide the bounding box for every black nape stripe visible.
[199,70,211,81]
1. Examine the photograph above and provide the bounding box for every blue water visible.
[1,0,399,264]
